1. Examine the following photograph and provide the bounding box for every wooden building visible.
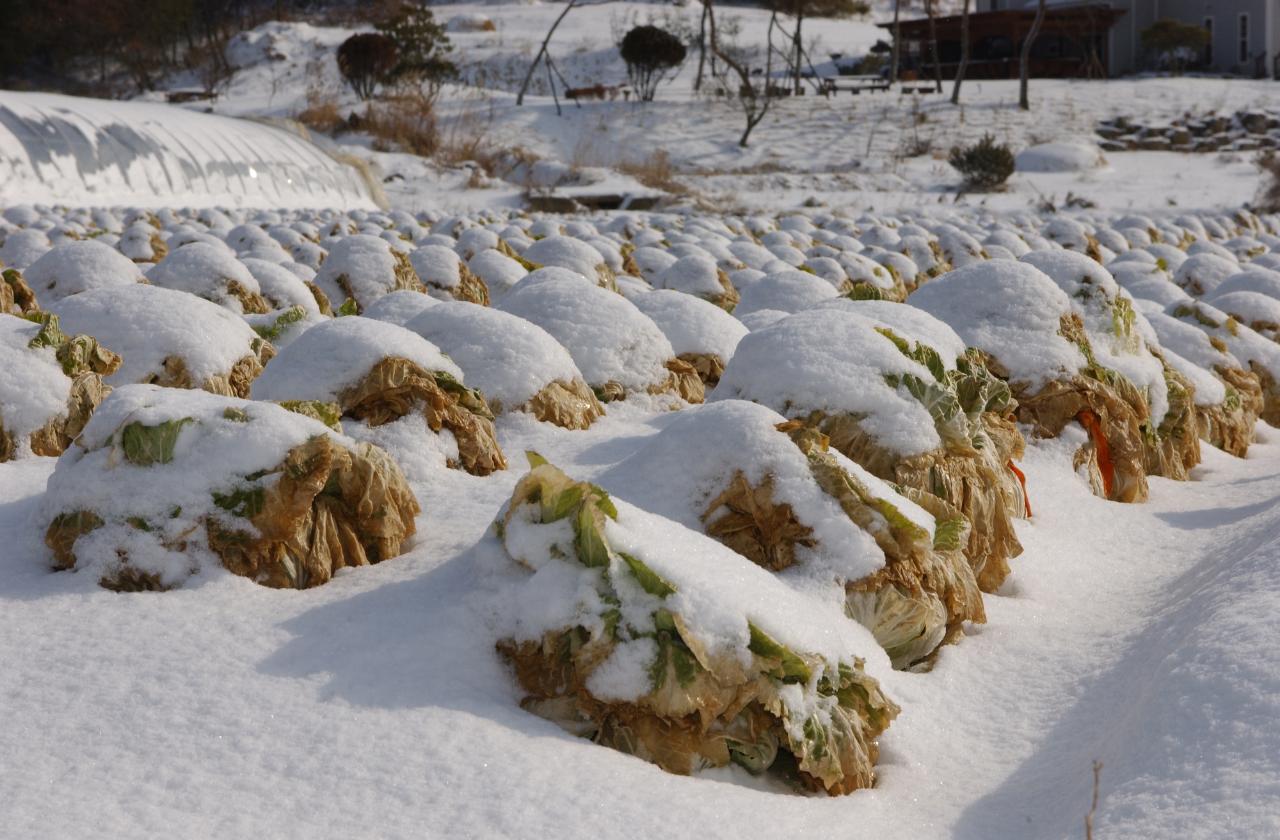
[879,4,1127,79]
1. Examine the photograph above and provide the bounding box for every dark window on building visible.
[1204,16,1213,65]
[1239,13,1249,63]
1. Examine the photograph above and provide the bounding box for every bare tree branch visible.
[516,0,579,107]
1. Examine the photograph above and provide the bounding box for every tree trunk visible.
[792,10,804,95]
[890,0,902,83]
[951,0,970,103]
[926,0,942,91]
[708,0,772,148]
[1018,0,1046,110]
[517,0,577,106]
[695,1,709,92]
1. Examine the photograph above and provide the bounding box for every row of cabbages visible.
[3,201,1279,795]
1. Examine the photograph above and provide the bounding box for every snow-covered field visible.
[3,1,1280,837]
[3,198,1280,839]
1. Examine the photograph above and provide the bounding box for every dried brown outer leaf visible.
[0,425,13,463]
[1144,361,1201,481]
[1198,366,1260,457]
[339,356,507,475]
[594,381,626,403]
[3,372,111,463]
[306,281,333,316]
[1013,374,1149,504]
[207,435,420,589]
[145,340,274,399]
[677,352,727,388]
[455,262,490,306]
[392,250,429,295]
[226,280,270,315]
[702,472,816,573]
[148,232,168,263]
[1248,361,1280,426]
[57,335,122,378]
[596,263,620,292]
[497,631,894,794]
[792,428,985,668]
[521,377,605,430]
[46,510,105,570]
[2,268,39,314]
[806,409,1024,593]
[698,269,740,312]
[653,358,706,404]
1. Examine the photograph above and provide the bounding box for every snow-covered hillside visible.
[138,5,1280,215]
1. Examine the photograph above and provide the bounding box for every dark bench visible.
[820,77,891,95]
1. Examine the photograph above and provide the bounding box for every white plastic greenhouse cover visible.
[0,91,379,209]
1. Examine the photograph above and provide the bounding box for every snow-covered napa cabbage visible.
[908,260,1087,390]
[714,308,941,457]
[22,240,144,304]
[1020,250,1169,426]
[147,242,269,314]
[252,315,461,404]
[252,315,506,476]
[596,400,984,669]
[497,275,696,401]
[313,234,426,314]
[50,284,271,396]
[0,313,119,460]
[405,302,591,415]
[629,289,748,385]
[495,453,898,793]
[40,384,418,591]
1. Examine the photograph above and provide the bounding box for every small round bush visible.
[338,33,399,100]
[620,25,687,102]
[948,134,1016,191]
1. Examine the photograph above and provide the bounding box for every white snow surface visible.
[908,261,1087,390]
[0,315,74,445]
[628,289,748,360]
[496,275,676,392]
[21,239,145,304]
[1014,142,1106,173]
[251,315,461,403]
[713,308,941,456]
[812,297,968,366]
[405,301,583,410]
[146,242,262,313]
[598,399,926,589]
[360,289,439,326]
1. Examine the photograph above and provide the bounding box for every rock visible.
[1241,112,1268,134]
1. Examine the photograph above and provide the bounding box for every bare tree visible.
[517,0,579,106]
[1018,0,1046,110]
[925,0,942,91]
[706,0,774,147]
[890,0,902,82]
[950,0,971,103]
[694,0,710,91]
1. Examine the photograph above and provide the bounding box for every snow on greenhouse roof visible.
[0,91,378,209]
